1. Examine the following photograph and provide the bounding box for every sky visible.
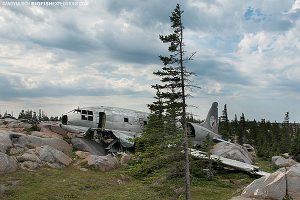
[0,0,300,122]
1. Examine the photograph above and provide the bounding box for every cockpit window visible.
[81,110,93,121]
[81,110,87,114]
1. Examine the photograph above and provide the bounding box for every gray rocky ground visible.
[0,118,129,174]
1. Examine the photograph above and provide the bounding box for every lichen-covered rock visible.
[286,164,300,200]
[120,153,131,165]
[17,145,72,169]
[20,161,40,170]
[239,164,300,200]
[241,170,286,200]
[0,152,18,174]
[10,133,72,155]
[75,151,90,159]
[86,154,119,171]
[16,148,42,163]
[272,156,298,167]
[35,145,72,166]
[0,131,13,153]
[31,131,63,139]
[9,147,27,156]
[211,142,253,164]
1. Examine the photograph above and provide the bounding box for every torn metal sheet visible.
[190,149,270,176]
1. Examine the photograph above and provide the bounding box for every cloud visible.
[0,0,300,121]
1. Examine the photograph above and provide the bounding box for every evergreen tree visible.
[283,112,290,127]
[155,4,194,199]
[237,113,246,144]
[136,4,194,199]
[18,110,25,119]
[219,104,231,140]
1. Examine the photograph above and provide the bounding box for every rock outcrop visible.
[211,142,253,164]
[0,152,18,174]
[0,118,32,130]
[86,154,119,171]
[120,153,131,165]
[0,131,13,153]
[272,155,298,167]
[9,132,72,155]
[235,163,300,200]
[17,145,72,170]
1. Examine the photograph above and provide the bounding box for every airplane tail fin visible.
[201,102,218,134]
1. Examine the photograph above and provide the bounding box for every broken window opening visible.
[81,110,87,114]
[88,116,93,121]
[124,117,129,122]
[81,115,87,120]
[144,121,148,125]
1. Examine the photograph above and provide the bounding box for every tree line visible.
[219,104,300,161]
[0,109,61,122]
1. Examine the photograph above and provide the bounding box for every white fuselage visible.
[62,106,149,133]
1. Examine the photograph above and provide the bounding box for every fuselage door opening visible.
[98,112,106,129]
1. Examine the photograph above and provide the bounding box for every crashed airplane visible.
[60,103,269,176]
[61,106,149,152]
[60,103,220,152]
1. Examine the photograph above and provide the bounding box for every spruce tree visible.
[219,104,231,140]
[153,4,193,199]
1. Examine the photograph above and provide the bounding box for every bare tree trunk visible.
[179,14,191,200]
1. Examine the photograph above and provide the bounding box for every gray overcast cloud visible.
[0,0,300,122]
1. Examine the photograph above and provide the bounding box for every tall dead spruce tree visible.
[154,4,193,199]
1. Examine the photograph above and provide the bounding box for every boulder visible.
[86,154,119,171]
[75,151,90,159]
[272,156,298,167]
[0,131,13,153]
[0,152,18,174]
[282,153,290,159]
[9,147,27,156]
[31,131,63,139]
[10,122,32,129]
[10,133,72,155]
[17,145,72,169]
[35,145,72,166]
[243,144,257,161]
[16,151,41,163]
[3,119,32,129]
[20,161,40,170]
[49,124,69,137]
[120,153,131,165]
[71,138,106,156]
[239,164,300,200]
[286,164,300,199]
[241,170,286,199]
[211,142,253,164]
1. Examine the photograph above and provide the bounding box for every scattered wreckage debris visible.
[190,149,270,177]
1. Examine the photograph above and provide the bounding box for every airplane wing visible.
[190,149,270,176]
